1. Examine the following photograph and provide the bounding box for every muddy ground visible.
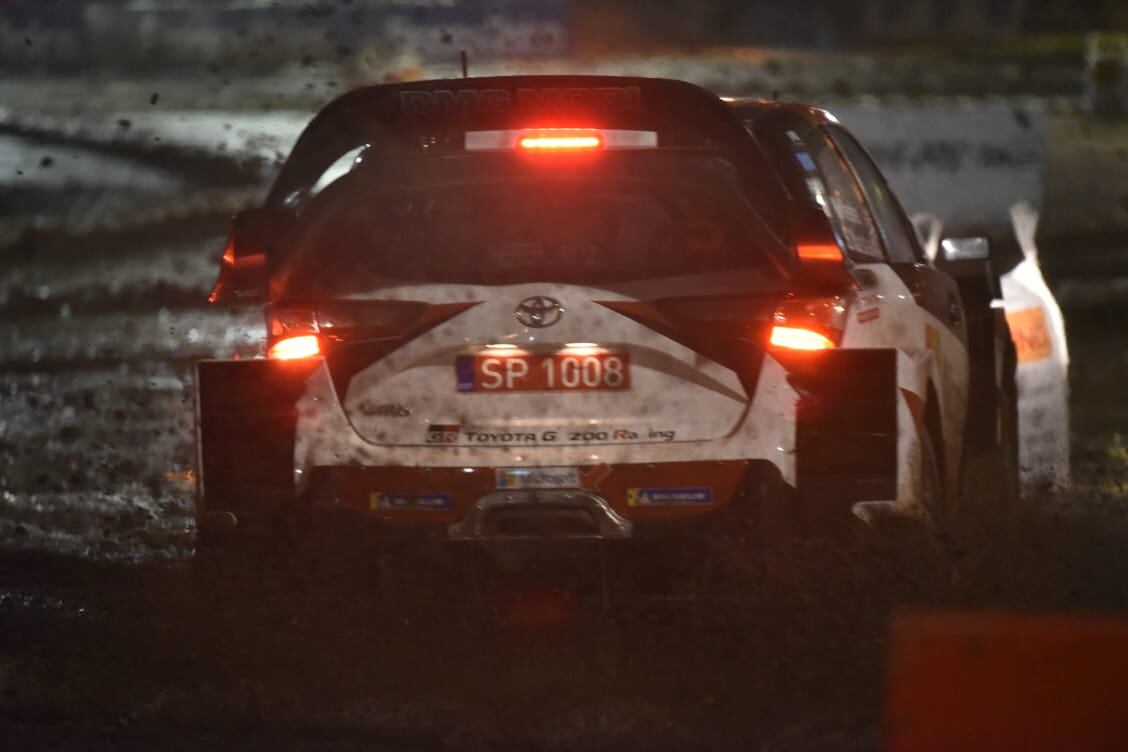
[1,123,1127,751]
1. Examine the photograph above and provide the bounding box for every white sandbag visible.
[1001,202,1071,490]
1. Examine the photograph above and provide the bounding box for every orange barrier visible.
[887,612,1128,751]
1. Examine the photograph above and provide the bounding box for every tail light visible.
[797,243,844,263]
[208,210,269,304]
[265,301,429,360]
[769,326,835,351]
[266,308,319,360]
[792,235,855,290]
[268,334,321,360]
[768,295,850,351]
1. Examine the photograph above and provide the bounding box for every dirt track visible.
[2,122,1128,751]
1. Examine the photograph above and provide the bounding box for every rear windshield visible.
[283,152,786,294]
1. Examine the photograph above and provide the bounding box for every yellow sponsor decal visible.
[369,492,381,511]
[1006,307,1052,363]
[924,324,941,361]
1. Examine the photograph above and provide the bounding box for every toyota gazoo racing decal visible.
[425,423,677,447]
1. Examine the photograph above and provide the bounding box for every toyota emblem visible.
[514,296,564,328]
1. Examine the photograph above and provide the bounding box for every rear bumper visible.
[196,348,927,536]
[303,459,801,542]
[291,355,799,489]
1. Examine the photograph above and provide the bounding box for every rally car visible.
[196,76,1017,592]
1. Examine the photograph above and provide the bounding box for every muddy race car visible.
[196,76,1017,596]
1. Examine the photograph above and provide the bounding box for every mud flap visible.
[195,359,319,513]
[935,246,1012,455]
[775,349,898,529]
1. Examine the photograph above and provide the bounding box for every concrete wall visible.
[828,99,1049,237]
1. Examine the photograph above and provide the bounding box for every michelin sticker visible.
[627,487,713,507]
[370,492,452,510]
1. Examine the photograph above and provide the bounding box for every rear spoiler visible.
[267,75,778,209]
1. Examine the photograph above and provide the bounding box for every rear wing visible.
[267,75,778,209]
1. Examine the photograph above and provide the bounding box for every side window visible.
[802,130,885,262]
[744,110,815,244]
[828,127,923,264]
[310,145,366,196]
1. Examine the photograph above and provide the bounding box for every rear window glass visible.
[285,154,784,293]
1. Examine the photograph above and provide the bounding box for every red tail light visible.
[797,242,844,263]
[265,301,430,359]
[209,231,266,304]
[769,326,835,351]
[768,295,850,351]
[793,238,855,290]
[268,334,321,360]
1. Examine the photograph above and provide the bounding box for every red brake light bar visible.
[464,129,657,152]
[518,131,603,151]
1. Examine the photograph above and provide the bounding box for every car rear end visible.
[286,146,799,544]
[196,77,901,586]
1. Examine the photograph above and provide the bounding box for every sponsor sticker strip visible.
[496,466,581,490]
[627,487,713,507]
[857,307,880,324]
[426,424,676,445]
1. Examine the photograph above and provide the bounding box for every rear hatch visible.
[334,281,779,447]
[274,150,788,448]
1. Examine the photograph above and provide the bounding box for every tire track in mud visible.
[0,119,267,188]
[1,124,267,565]
[0,111,292,243]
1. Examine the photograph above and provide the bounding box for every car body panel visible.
[334,283,753,448]
[294,351,798,486]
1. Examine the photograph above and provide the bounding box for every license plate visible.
[456,352,630,392]
[496,467,581,490]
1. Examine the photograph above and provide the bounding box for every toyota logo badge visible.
[514,296,564,328]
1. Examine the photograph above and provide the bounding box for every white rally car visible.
[197,76,1017,588]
